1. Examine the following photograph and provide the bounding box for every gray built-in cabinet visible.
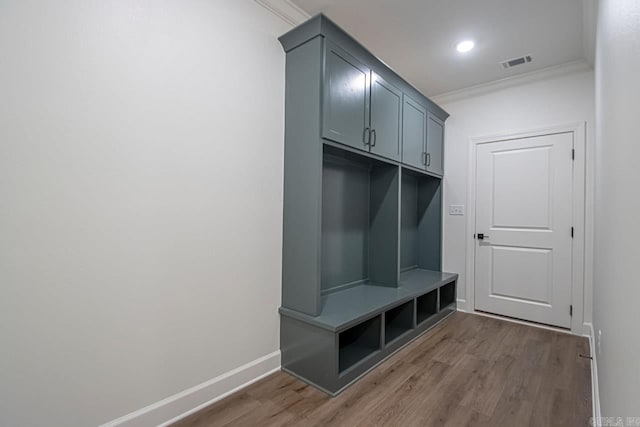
[402,96,445,174]
[427,113,445,175]
[323,41,403,161]
[402,95,428,170]
[279,14,457,396]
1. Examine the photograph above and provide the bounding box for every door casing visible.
[464,122,586,335]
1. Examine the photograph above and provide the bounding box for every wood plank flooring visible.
[174,312,592,427]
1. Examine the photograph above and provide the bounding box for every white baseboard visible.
[584,323,601,425]
[100,351,281,427]
[467,310,572,334]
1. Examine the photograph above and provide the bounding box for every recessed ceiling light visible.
[456,40,475,53]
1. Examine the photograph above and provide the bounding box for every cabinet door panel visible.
[427,113,444,176]
[370,73,402,161]
[402,96,427,170]
[322,41,370,151]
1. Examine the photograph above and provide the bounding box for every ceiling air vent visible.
[500,55,533,69]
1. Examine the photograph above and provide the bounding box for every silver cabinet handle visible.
[422,152,427,165]
[370,129,377,147]
[363,127,371,145]
[426,153,431,166]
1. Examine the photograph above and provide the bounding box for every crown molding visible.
[255,0,310,27]
[431,60,593,105]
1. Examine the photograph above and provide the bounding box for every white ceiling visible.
[290,0,595,96]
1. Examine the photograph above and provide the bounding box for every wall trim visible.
[431,60,592,104]
[465,122,588,336]
[254,0,310,26]
[584,322,601,425]
[100,351,281,427]
[468,310,574,335]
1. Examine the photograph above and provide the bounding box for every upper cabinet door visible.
[369,72,402,161]
[322,41,370,151]
[426,113,444,176]
[402,95,427,170]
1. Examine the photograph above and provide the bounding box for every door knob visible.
[477,233,490,240]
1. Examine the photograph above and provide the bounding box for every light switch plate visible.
[449,205,465,215]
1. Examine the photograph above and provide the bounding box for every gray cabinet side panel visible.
[369,165,400,286]
[282,37,324,316]
[418,179,442,271]
[402,96,427,170]
[426,113,444,176]
[281,315,337,392]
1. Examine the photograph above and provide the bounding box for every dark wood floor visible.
[174,312,592,427]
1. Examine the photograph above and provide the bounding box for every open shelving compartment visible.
[400,167,442,274]
[385,300,414,344]
[416,289,438,325]
[339,315,382,374]
[321,144,400,295]
[439,281,456,310]
[279,153,457,395]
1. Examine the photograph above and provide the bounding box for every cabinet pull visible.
[363,127,371,146]
[370,129,377,147]
[422,152,427,165]
[426,153,431,166]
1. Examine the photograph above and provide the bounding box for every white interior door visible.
[474,132,573,328]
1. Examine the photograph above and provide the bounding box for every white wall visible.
[593,0,640,418]
[435,70,595,326]
[0,1,290,426]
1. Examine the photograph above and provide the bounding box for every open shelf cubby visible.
[385,300,414,344]
[401,168,442,273]
[339,315,381,374]
[439,282,456,310]
[322,145,399,294]
[417,289,438,325]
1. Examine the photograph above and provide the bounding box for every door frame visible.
[465,122,586,334]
